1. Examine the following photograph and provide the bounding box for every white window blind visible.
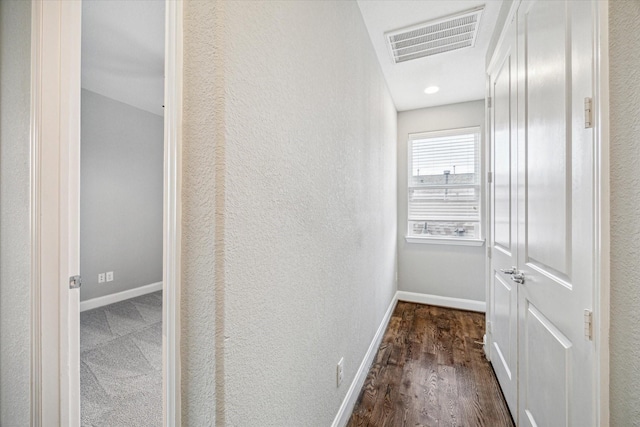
[408,127,481,239]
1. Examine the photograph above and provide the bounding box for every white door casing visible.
[163,0,183,424]
[30,1,82,425]
[488,13,519,418]
[516,1,595,425]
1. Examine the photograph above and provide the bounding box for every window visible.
[407,127,481,242]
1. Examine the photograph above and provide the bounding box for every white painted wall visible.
[397,101,486,302]
[609,0,640,424]
[182,0,398,424]
[0,1,32,424]
[80,89,163,301]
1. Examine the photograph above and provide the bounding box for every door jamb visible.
[593,1,610,424]
[30,1,183,425]
[163,1,183,425]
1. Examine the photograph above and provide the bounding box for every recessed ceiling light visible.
[424,86,440,94]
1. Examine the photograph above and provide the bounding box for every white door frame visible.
[163,1,184,425]
[485,0,610,425]
[29,0,183,425]
[593,0,610,424]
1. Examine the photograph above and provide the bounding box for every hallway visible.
[0,0,630,425]
[348,302,513,426]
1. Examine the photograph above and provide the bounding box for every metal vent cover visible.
[385,6,484,64]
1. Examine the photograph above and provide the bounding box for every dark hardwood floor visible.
[347,301,514,427]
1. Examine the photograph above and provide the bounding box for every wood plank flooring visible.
[347,302,514,427]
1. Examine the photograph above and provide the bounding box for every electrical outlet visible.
[98,273,105,284]
[337,357,344,387]
[106,271,114,282]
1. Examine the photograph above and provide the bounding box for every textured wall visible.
[181,0,222,424]
[182,0,398,424]
[397,101,486,302]
[222,2,397,424]
[0,0,32,424]
[80,89,164,301]
[609,1,640,424]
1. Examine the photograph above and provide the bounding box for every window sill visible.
[404,236,486,247]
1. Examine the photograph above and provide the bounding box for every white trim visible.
[486,0,522,75]
[397,291,486,313]
[484,71,493,361]
[404,236,485,246]
[163,1,183,425]
[331,294,398,427]
[59,3,82,425]
[30,1,82,425]
[79,282,163,312]
[594,1,610,425]
[408,125,482,141]
[30,2,43,423]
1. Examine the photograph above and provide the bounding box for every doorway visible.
[78,2,165,424]
[29,0,182,425]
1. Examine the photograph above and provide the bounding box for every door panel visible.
[524,0,571,278]
[492,273,516,378]
[489,15,518,418]
[522,302,572,427]
[517,1,594,426]
[493,53,513,251]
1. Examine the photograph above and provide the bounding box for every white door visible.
[488,15,518,418]
[516,0,595,426]
[488,0,597,424]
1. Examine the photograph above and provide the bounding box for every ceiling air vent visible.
[385,6,484,64]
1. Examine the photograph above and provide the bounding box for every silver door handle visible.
[500,267,517,275]
[511,273,525,284]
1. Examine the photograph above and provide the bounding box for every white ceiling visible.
[357,0,501,111]
[82,0,165,116]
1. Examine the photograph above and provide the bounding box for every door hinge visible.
[487,247,492,259]
[486,320,492,334]
[487,96,492,108]
[584,97,593,128]
[69,275,82,289]
[488,171,493,184]
[584,309,593,340]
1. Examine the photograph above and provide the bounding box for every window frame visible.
[405,126,485,246]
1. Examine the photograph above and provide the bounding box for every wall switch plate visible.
[98,273,105,284]
[106,271,114,282]
[337,357,344,387]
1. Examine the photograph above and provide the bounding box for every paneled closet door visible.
[516,1,596,426]
[488,15,518,419]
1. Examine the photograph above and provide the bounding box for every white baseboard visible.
[80,281,163,312]
[397,290,485,313]
[331,294,398,427]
